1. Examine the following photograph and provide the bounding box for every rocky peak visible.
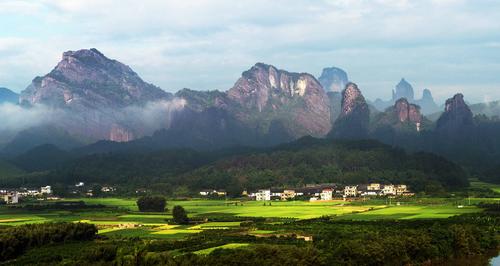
[318,67,348,92]
[20,48,171,108]
[392,78,414,101]
[394,98,422,131]
[340,83,367,117]
[415,88,439,115]
[228,63,325,111]
[436,93,474,132]
[228,63,324,110]
[329,82,370,139]
[227,63,331,137]
[422,89,433,101]
[17,48,174,143]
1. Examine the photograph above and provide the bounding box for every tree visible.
[172,205,189,224]
[136,196,166,212]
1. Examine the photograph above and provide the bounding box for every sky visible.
[1,0,500,104]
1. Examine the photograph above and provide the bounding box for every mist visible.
[121,98,187,135]
[0,103,61,132]
[0,98,187,146]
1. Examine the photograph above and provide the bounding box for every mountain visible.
[0,87,18,104]
[329,82,369,139]
[392,78,414,101]
[469,100,500,118]
[369,98,431,149]
[436,93,474,135]
[18,48,174,143]
[226,63,331,138]
[372,98,426,132]
[318,67,348,92]
[373,79,439,115]
[12,144,72,172]
[1,125,82,156]
[0,159,25,178]
[20,48,171,108]
[59,62,337,154]
[414,89,439,114]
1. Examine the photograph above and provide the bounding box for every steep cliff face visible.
[227,63,331,138]
[318,67,348,92]
[329,82,370,139]
[395,98,422,126]
[392,78,414,101]
[372,98,424,133]
[20,48,171,108]
[436,93,473,133]
[18,49,175,142]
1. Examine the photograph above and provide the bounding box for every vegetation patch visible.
[194,243,250,255]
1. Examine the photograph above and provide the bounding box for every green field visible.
[194,243,250,255]
[470,180,500,194]
[0,197,486,239]
[336,205,480,220]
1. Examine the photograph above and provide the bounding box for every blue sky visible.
[1,0,500,104]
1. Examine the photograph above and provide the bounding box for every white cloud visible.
[0,103,60,132]
[0,0,499,103]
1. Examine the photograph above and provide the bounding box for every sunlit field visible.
[0,197,485,239]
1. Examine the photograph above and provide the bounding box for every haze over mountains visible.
[1,48,500,174]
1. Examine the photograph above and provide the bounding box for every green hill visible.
[0,159,25,178]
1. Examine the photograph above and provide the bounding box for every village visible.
[0,182,117,204]
[1,185,54,204]
[2,182,413,205]
[200,183,414,201]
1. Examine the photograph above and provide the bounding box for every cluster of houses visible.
[70,182,116,197]
[0,185,53,204]
[0,182,119,204]
[199,189,227,197]
[248,183,414,201]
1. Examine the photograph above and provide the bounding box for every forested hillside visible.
[7,138,468,195]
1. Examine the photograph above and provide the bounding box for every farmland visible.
[0,197,486,240]
[0,196,498,265]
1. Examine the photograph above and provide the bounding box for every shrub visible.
[137,196,166,212]
[172,205,189,224]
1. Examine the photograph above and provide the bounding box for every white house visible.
[395,185,408,195]
[75,182,85,187]
[41,186,52,195]
[320,188,333,201]
[4,192,19,204]
[382,185,396,195]
[344,186,358,197]
[367,183,381,191]
[361,191,379,197]
[281,189,296,200]
[256,189,271,201]
[101,186,116,193]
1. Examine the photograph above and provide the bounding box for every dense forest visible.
[0,222,97,261]
[1,138,469,196]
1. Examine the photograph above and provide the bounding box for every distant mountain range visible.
[1,48,500,176]
[0,87,18,104]
[372,78,440,115]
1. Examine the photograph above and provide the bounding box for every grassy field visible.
[0,197,487,239]
[336,205,480,220]
[470,180,500,194]
[194,243,250,255]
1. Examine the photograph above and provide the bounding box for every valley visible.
[0,194,497,265]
